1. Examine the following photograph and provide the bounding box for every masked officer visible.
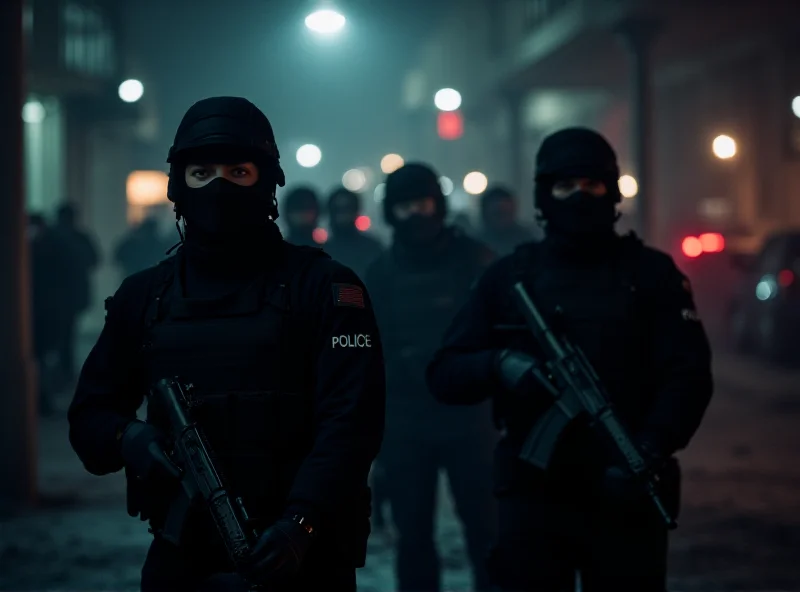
[68,97,385,592]
[426,127,714,592]
[478,185,535,256]
[364,162,497,592]
[282,186,321,247]
[323,186,383,279]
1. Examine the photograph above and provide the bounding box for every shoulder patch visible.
[333,283,365,308]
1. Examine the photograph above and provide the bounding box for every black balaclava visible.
[383,162,446,247]
[481,185,518,233]
[167,96,286,255]
[327,187,360,238]
[534,127,620,245]
[283,186,320,245]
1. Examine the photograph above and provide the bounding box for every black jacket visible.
[426,233,713,471]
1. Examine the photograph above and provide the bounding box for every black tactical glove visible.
[239,517,315,585]
[494,349,547,396]
[602,439,667,504]
[120,420,181,482]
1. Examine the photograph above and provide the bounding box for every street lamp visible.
[792,96,800,119]
[305,7,346,35]
[463,171,488,195]
[712,135,736,160]
[21,100,45,123]
[434,88,461,112]
[118,79,144,103]
[296,144,322,168]
[380,153,404,174]
[618,175,638,198]
[342,168,367,192]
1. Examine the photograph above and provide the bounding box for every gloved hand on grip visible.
[493,349,549,397]
[602,439,668,504]
[120,420,182,484]
[239,517,315,586]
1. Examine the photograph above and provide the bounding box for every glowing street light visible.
[439,176,454,196]
[296,144,322,168]
[792,96,800,119]
[342,168,367,192]
[380,153,404,174]
[618,175,638,198]
[305,8,346,35]
[712,135,736,160]
[22,100,45,123]
[118,79,144,103]
[463,171,488,195]
[434,88,462,112]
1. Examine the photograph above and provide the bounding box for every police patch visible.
[333,283,365,308]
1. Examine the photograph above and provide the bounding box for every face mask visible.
[394,214,442,245]
[180,177,270,239]
[545,191,616,237]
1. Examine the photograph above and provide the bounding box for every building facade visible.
[25,0,150,332]
[403,0,800,256]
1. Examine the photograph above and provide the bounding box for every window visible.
[62,2,115,77]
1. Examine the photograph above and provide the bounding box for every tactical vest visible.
[374,233,495,434]
[500,235,655,461]
[141,246,325,528]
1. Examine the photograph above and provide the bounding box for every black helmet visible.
[382,162,446,226]
[534,127,621,209]
[167,96,286,218]
[283,186,319,213]
[327,186,360,215]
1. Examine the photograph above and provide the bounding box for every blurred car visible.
[727,230,800,365]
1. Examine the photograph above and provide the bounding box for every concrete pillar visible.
[0,0,38,509]
[616,18,662,242]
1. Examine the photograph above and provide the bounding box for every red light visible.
[437,110,463,140]
[699,232,725,253]
[312,227,328,244]
[681,236,703,258]
[778,269,794,287]
[355,215,371,231]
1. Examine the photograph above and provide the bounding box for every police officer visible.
[68,96,385,592]
[426,127,714,592]
[282,186,321,247]
[364,163,497,592]
[477,185,536,256]
[323,186,383,279]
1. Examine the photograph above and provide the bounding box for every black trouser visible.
[370,458,390,527]
[488,488,669,592]
[382,429,496,592]
[141,536,356,592]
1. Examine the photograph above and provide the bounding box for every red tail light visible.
[681,236,703,258]
[312,227,328,244]
[355,215,371,231]
[698,232,725,253]
[778,269,794,287]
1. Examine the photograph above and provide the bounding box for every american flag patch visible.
[333,283,365,308]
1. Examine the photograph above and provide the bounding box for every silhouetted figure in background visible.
[323,186,383,279]
[365,163,497,592]
[28,213,75,413]
[283,186,320,247]
[114,217,171,278]
[53,203,100,385]
[477,185,535,256]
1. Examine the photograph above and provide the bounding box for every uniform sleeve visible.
[425,261,504,405]
[287,263,386,517]
[67,276,149,475]
[641,254,714,453]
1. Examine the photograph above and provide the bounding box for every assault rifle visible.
[152,378,260,565]
[509,282,677,529]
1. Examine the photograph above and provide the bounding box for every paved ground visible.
[1,347,799,591]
